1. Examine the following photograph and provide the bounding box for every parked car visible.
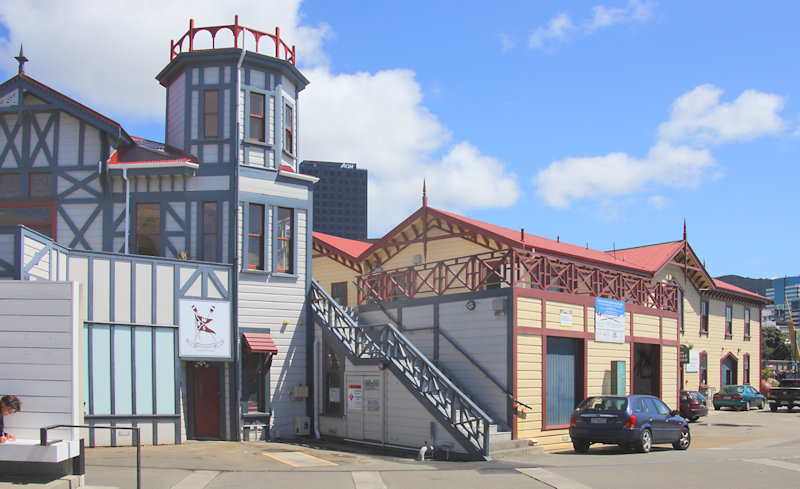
[712,385,765,411]
[680,390,708,422]
[569,395,690,453]
[768,378,800,412]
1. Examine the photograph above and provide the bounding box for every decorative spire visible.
[683,218,687,241]
[422,179,427,207]
[15,45,28,75]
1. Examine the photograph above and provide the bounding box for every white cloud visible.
[534,83,787,210]
[658,84,787,144]
[0,1,520,236]
[0,0,329,124]
[647,195,667,210]
[529,12,574,50]
[528,1,654,51]
[301,69,520,230]
[534,142,713,209]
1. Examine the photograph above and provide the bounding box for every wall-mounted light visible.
[465,300,476,311]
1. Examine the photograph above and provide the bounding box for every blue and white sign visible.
[595,297,626,343]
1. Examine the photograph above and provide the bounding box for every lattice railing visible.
[309,280,492,459]
[357,248,679,311]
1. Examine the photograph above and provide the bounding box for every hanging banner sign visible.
[178,299,232,360]
[595,297,626,343]
[686,350,699,373]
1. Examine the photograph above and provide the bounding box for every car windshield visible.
[719,386,744,394]
[577,396,628,412]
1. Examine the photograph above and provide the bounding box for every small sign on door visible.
[347,384,362,411]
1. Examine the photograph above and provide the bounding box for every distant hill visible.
[715,275,771,297]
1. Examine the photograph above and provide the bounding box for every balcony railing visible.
[170,16,296,65]
[357,248,679,312]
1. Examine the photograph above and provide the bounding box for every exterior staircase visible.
[309,279,494,460]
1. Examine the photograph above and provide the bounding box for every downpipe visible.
[313,336,321,439]
[418,444,434,461]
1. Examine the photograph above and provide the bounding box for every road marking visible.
[516,467,592,489]
[262,451,338,467]
[746,459,800,472]
[171,470,219,489]
[352,471,387,489]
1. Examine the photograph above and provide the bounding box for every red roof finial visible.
[683,218,687,241]
[422,179,427,207]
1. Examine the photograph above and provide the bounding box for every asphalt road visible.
[77,406,800,489]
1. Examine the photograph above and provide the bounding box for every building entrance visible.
[345,374,383,442]
[633,343,661,396]
[192,362,222,439]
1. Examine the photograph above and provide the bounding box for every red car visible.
[680,390,708,422]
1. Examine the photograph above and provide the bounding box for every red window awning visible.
[242,333,278,354]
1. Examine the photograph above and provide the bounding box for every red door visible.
[193,363,221,439]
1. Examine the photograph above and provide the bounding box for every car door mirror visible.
[670,410,681,417]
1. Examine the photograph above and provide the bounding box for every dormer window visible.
[249,92,265,142]
[203,90,219,139]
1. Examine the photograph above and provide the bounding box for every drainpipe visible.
[123,168,130,254]
[418,444,434,461]
[313,336,321,439]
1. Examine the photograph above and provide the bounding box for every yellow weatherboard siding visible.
[586,341,630,396]
[517,297,542,327]
[545,301,584,330]
[632,312,660,339]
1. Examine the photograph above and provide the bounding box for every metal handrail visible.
[40,424,141,489]
[310,280,492,459]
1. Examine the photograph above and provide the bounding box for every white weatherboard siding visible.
[0,281,83,443]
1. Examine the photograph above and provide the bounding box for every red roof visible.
[243,333,278,354]
[605,241,685,274]
[313,232,371,258]
[432,208,651,273]
[714,279,769,302]
[109,138,198,167]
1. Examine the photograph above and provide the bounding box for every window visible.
[203,90,219,138]
[0,203,54,237]
[247,204,265,270]
[136,203,160,257]
[29,172,52,199]
[700,352,708,386]
[725,304,733,338]
[700,299,709,335]
[242,351,271,413]
[283,103,293,154]
[324,345,343,414]
[202,202,218,262]
[276,207,293,274]
[743,354,750,385]
[0,173,20,199]
[744,307,751,339]
[249,92,265,142]
[331,282,347,306]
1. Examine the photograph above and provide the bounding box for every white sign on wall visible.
[178,299,232,359]
[347,384,362,411]
[560,309,573,326]
[595,297,626,343]
[686,349,700,373]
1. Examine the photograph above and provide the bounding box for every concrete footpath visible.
[0,439,565,489]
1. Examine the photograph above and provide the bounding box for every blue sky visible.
[1,1,798,279]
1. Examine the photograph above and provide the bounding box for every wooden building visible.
[0,19,316,445]
[311,196,768,456]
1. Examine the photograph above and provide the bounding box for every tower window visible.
[276,207,293,274]
[249,92,265,142]
[248,203,265,270]
[283,104,293,154]
[203,90,219,139]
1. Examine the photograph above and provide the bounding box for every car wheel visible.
[689,416,698,422]
[635,429,652,453]
[572,439,590,453]
[672,427,691,450]
[745,400,752,411]
[759,399,765,409]
[788,404,794,412]
[714,405,720,411]
[770,403,778,412]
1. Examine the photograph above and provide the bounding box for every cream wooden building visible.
[310,199,768,456]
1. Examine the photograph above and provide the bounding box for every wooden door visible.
[193,362,221,439]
